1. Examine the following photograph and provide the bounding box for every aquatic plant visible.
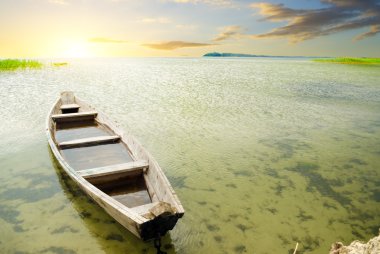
[0,59,43,70]
[314,57,380,65]
[52,62,68,67]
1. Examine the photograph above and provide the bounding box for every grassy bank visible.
[0,59,43,70]
[314,57,380,65]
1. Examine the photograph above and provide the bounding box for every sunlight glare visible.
[61,41,91,58]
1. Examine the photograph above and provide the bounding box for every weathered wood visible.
[78,160,148,178]
[59,135,120,149]
[131,202,159,216]
[46,91,184,241]
[149,202,175,217]
[60,91,75,104]
[60,103,80,110]
[52,111,98,123]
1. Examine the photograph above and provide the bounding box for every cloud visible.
[142,41,215,50]
[88,37,127,43]
[355,24,380,40]
[176,24,197,30]
[164,0,235,8]
[139,17,171,24]
[213,25,243,41]
[48,0,69,5]
[250,0,380,43]
[251,3,307,21]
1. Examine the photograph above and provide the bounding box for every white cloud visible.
[139,17,171,24]
[213,25,244,41]
[163,0,235,8]
[48,0,69,5]
[143,40,215,50]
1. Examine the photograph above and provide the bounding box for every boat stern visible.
[140,212,182,241]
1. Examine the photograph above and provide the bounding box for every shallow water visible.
[0,58,379,253]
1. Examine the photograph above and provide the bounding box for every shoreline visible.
[330,229,380,254]
[314,57,380,65]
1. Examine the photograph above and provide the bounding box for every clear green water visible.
[0,58,379,253]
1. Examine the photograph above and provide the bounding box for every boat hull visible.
[46,92,184,240]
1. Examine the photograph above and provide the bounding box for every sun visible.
[61,40,92,58]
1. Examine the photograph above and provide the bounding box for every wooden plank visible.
[131,202,159,216]
[59,135,120,149]
[149,202,175,217]
[61,91,75,104]
[60,103,80,110]
[123,134,185,215]
[52,111,97,123]
[78,160,148,178]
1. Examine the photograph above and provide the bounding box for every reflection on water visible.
[0,58,379,253]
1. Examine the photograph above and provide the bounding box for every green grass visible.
[0,59,43,70]
[314,57,380,65]
[52,62,68,67]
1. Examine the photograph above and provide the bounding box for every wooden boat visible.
[46,91,184,240]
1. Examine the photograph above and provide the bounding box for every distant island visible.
[203,52,310,58]
[204,52,261,57]
[203,53,380,65]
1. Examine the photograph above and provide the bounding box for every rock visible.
[329,229,380,254]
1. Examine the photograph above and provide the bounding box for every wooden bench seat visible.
[77,160,149,179]
[60,103,80,110]
[59,135,120,149]
[52,111,97,123]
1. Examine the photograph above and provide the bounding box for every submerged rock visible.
[329,229,380,254]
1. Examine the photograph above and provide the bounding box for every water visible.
[0,58,379,253]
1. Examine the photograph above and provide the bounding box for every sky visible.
[0,0,379,57]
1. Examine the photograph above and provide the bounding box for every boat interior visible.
[52,95,154,211]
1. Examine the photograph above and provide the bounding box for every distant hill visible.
[203,52,316,58]
[203,52,261,57]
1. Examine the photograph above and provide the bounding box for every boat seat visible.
[60,103,80,110]
[52,111,97,123]
[77,160,149,179]
[60,104,81,114]
[59,135,120,149]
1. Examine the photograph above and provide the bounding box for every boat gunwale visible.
[74,96,184,215]
[46,93,184,239]
[46,97,148,225]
